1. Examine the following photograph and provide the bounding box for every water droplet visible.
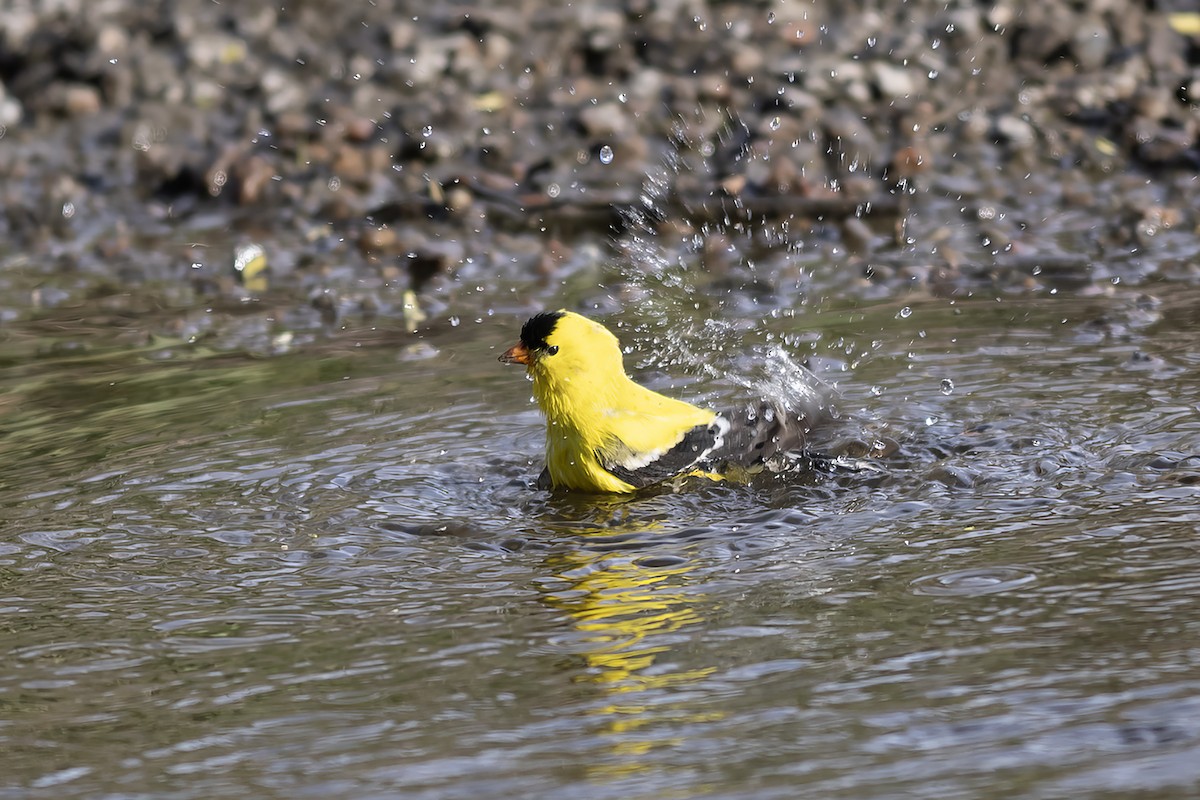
[940,378,955,395]
[599,145,614,164]
[61,202,75,219]
[421,125,433,137]
[870,385,884,396]
[233,244,267,284]
[546,183,561,198]
[897,306,912,319]
[925,415,939,426]
[767,11,776,23]
[769,116,781,131]
[449,316,461,327]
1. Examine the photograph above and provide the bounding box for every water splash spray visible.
[611,112,831,413]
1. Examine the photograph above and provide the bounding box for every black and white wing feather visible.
[598,417,731,489]
[593,401,821,489]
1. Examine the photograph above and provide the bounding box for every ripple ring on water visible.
[910,566,1038,597]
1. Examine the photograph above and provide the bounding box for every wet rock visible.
[261,68,307,117]
[887,143,932,184]
[0,82,21,127]
[840,217,876,254]
[444,185,474,214]
[1145,15,1188,73]
[358,226,398,255]
[1071,17,1113,71]
[1131,125,1196,167]
[51,83,103,117]
[730,43,765,76]
[235,154,276,205]
[871,61,919,100]
[333,145,370,186]
[1011,4,1074,64]
[822,110,878,173]
[343,116,377,144]
[994,114,1037,148]
[309,288,339,326]
[577,101,633,139]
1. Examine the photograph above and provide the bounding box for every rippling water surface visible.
[3,286,1199,799]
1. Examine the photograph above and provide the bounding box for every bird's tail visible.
[806,452,887,474]
[799,435,901,474]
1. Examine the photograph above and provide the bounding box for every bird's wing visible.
[712,402,812,465]
[596,416,731,489]
[593,399,824,488]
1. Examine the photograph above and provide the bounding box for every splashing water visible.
[611,125,711,372]
[736,344,834,418]
[609,113,834,418]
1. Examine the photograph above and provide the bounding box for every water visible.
[3,281,1199,798]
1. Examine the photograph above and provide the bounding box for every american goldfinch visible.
[500,309,826,493]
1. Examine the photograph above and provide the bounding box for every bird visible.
[499,309,829,493]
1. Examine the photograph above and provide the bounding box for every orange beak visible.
[499,342,530,365]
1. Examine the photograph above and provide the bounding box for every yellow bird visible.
[500,310,825,493]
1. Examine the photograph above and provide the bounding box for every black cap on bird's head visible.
[519,311,564,351]
[499,310,565,366]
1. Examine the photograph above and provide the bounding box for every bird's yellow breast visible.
[544,425,638,493]
[536,377,715,493]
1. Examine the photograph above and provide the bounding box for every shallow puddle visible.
[3,282,1199,798]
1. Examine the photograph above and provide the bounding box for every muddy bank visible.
[0,0,1198,346]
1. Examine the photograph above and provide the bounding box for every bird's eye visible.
[546,345,560,355]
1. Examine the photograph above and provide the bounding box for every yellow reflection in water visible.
[541,530,723,781]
